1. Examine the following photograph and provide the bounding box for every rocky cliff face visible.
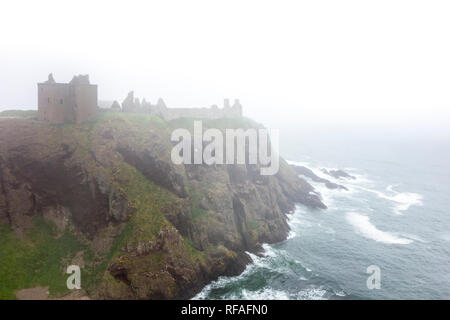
[0,114,325,299]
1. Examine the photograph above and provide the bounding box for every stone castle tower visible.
[38,74,98,123]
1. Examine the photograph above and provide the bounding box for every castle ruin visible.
[37,73,242,123]
[38,74,98,123]
[114,91,243,120]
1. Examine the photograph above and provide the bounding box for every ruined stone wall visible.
[119,92,243,120]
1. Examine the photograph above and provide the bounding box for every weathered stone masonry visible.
[38,74,98,123]
[115,91,243,120]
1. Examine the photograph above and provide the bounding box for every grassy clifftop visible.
[0,109,37,118]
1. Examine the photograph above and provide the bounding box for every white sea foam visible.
[241,288,290,300]
[357,185,423,215]
[261,243,278,257]
[306,163,421,217]
[335,290,346,297]
[287,230,297,239]
[287,207,310,228]
[193,251,262,299]
[193,243,282,299]
[222,285,327,300]
[296,287,327,300]
[346,212,413,244]
[286,159,335,182]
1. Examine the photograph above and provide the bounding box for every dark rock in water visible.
[291,165,328,183]
[290,164,348,191]
[321,168,356,180]
[325,182,348,191]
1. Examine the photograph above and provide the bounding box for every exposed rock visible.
[291,165,327,183]
[116,144,188,198]
[42,205,70,233]
[15,286,49,300]
[321,168,356,180]
[325,181,348,190]
[291,164,348,191]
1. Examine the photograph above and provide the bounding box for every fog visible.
[1,0,449,135]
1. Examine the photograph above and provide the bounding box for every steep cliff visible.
[0,113,325,299]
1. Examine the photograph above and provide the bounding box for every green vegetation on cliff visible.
[0,218,91,299]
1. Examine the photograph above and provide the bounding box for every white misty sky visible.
[1,0,449,131]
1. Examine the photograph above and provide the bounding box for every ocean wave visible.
[241,288,290,300]
[192,244,281,299]
[359,185,423,215]
[193,241,316,300]
[192,250,266,300]
[287,230,297,239]
[220,286,327,300]
[192,261,257,300]
[287,207,312,228]
[296,288,328,300]
[346,212,413,244]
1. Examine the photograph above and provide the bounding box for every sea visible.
[194,125,450,300]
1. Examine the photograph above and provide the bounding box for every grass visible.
[119,162,175,241]
[0,109,37,118]
[0,217,91,299]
